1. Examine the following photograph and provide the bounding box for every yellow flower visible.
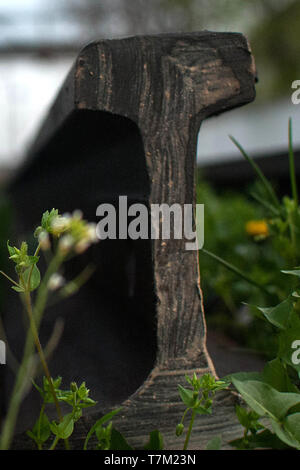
[245,220,269,237]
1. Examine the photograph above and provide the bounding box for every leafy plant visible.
[27,378,98,450]
[0,208,99,449]
[199,119,300,357]
[0,207,223,451]
[203,119,300,449]
[176,373,230,450]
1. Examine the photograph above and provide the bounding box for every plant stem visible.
[27,243,41,291]
[0,270,21,288]
[0,323,36,449]
[37,404,45,450]
[23,289,62,422]
[229,135,281,211]
[201,248,271,296]
[23,256,70,450]
[49,435,59,451]
[0,250,66,450]
[183,409,196,450]
[288,118,298,207]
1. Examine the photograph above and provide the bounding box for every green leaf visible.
[28,411,51,445]
[80,397,97,408]
[282,412,300,448]
[50,413,74,440]
[281,269,300,278]
[206,435,222,450]
[27,255,40,265]
[271,415,300,450]
[12,285,25,293]
[41,209,59,232]
[230,429,289,450]
[143,430,164,450]
[262,358,299,393]
[7,241,15,257]
[224,371,263,383]
[254,296,295,330]
[83,408,122,450]
[278,327,300,373]
[231,377,300,421]
[36,412,51,443]
[77,382,88,400]
[26,430,39,447]
[235,405,262,432]
[23,264,41,291]
[178,385,196,408]
[194,404,212,415]
[110,429,134,450]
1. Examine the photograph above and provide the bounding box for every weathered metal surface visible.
[4,32,256,449]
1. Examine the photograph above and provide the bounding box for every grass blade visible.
[229,135,281,211]
[249,191,280,217]
[201,248,271,296]
[288,118,298,207]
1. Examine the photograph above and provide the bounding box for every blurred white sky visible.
[0,56,73,166]
[198,97,300,165]
[0,0,298,168]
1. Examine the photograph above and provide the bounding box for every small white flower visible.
[75,240,90,254]
[48,273,65,291]
[87,223,98,243]
[51,215,71,235]
[38,231,50,250]
[72,209,83,220]
[58,234,74,254]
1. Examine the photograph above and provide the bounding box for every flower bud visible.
[38,231,51,251]
[48,273,65,291]
[51,215,70,236]
[58,234,74,254]
[176,423,184,437]
[70,382,78,393]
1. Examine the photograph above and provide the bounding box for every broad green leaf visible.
[206,435,222,450]
[178,385,196,408]
[262,358,299,393]
[83,408,122,450]
[231,378,300,421]
[271,415,300,450]
[255,296,295,330]
[28,411,51,445]
[109,428,133,450]
[143,430,164,450]
[282,413,300,448]
[278,327,300,373]
[224,371,263,383]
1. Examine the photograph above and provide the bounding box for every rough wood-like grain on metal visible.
[8,32,256,449]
